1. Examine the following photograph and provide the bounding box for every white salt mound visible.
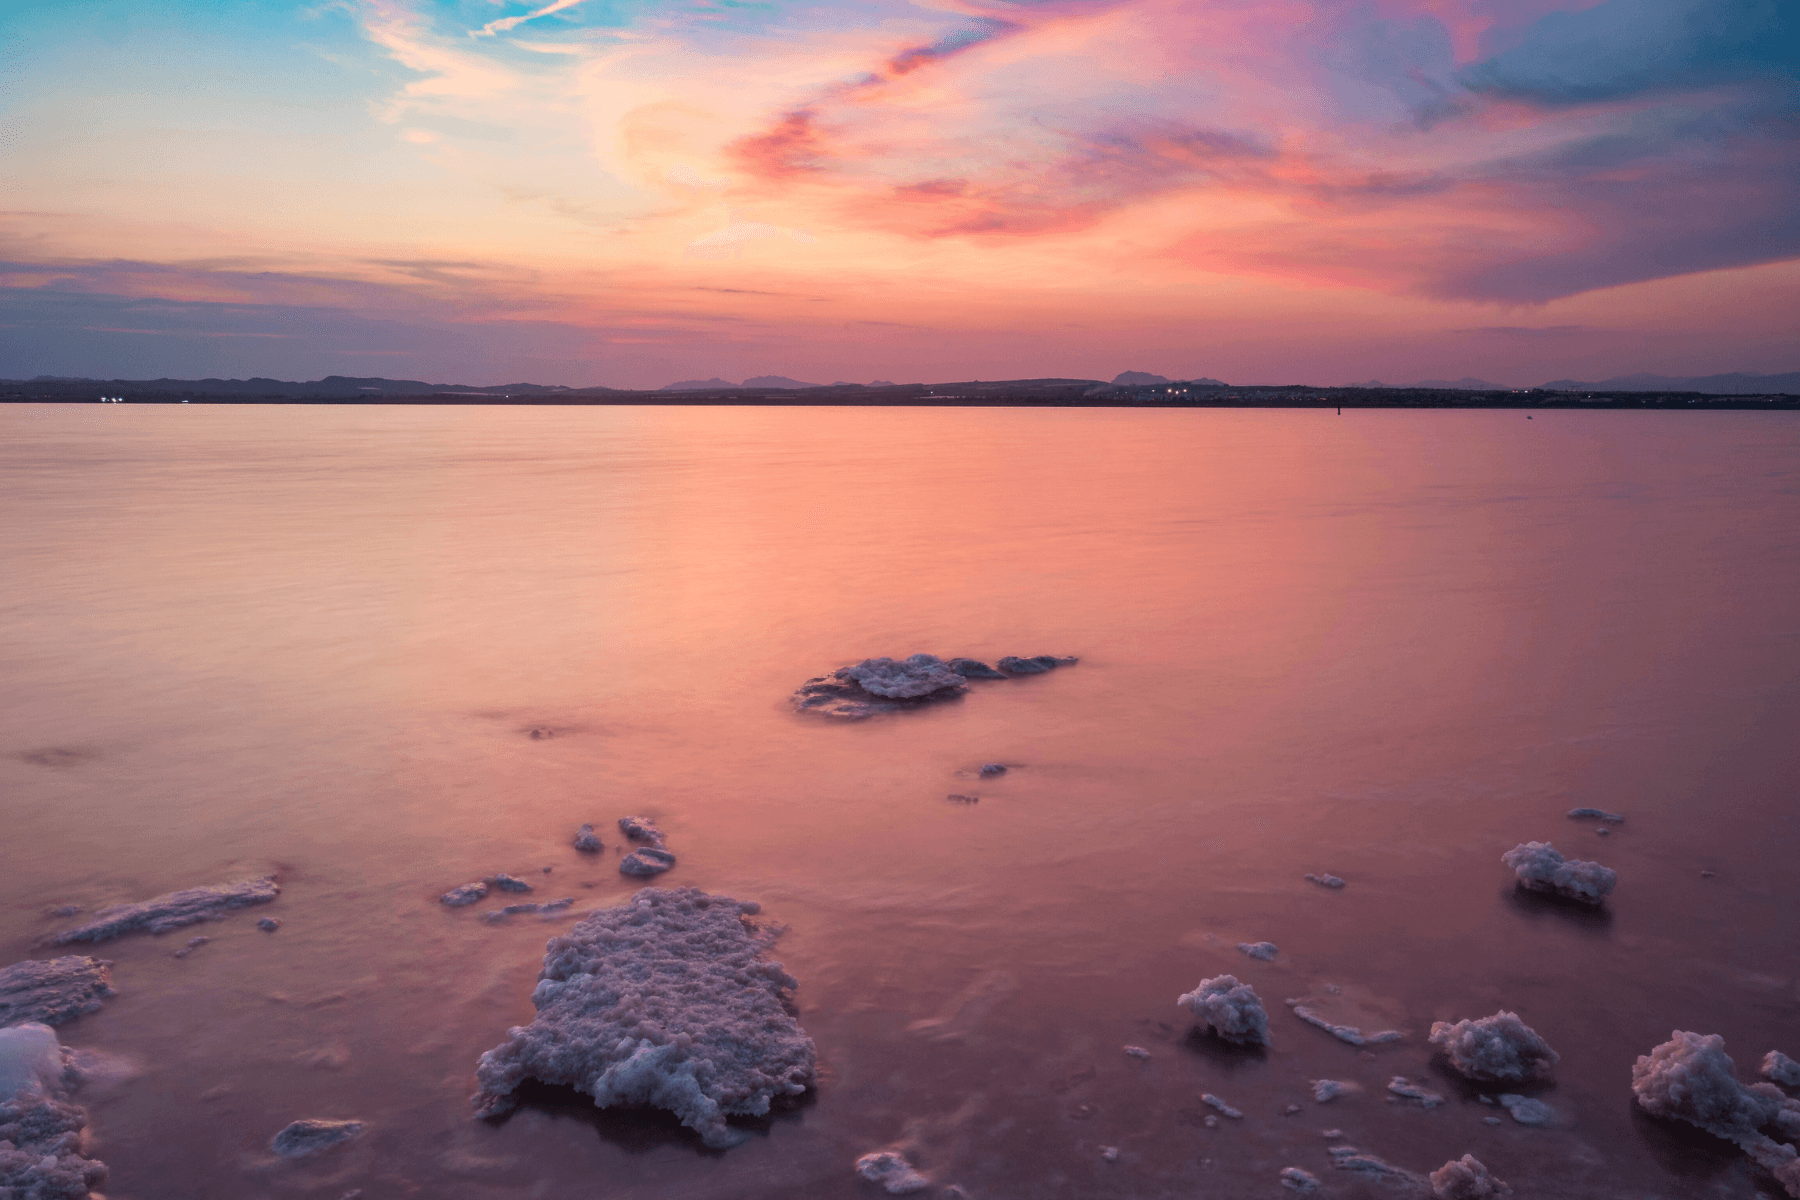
[471,887,815,1149]
[1428,1011,1559,1082]
[1767,1052,1800,1088]
[0,959,115,1028]
[441,883,488,907]
[1387,1076,1445,1107]
[1178,974,1271,1046]
[53,876,279,943]
[1502,841,1616,904]
[1497,1094,1554,1125]
[1237,941,1278,961]
[1633,1031,1800,1197]
[855,1150,930,1194]
[270,1118,365,1157]
[620,847,677,876]
[1430,1153,1513,1198]
[573,824,603,852]
[0,1024,107,1199]
[1280,1166,1322,1192]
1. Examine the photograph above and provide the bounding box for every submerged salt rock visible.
[270,1118,365,1157]
[483,898,576,922]
[1502,841,1616,904]
[855,1150,930,1194]
[997,654,1077,674]
[441,883,488,907]
[1237,941,1278,961]
[1329,1144,1423,1183]
[1123,1045,1150,1059]
[471,887,815,1149]
[1280,1166,1322,1192]
[949,658,1006,679]
[1566,807,1624,823]
[0,1024,108,1198]
[1387,1076,1445,1107]
[53,876,279,943]
[978,763,1007,777]
[257,917,280,932]
[1633,1031,1800,1197]
[1201,1093,1243,1118]
[0,958,115,1029]
[1430,1153,1513,1198]
[1428,1011,1559,1082]
[1099,1145,1119,1162]
[1767,1051,1800,1088]
[1291,1003,1400,1047]
[1178,974,1271,1046]
[1312,1079,1358,1102]
[617,816,664,846]
[620,847,677,876]
[573,824,603,852]
[1305,873,1347,888]
[487,874,533,893]
[792,655,969,718]
[1496,1094,1554,1125]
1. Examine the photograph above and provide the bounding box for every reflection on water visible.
[2,404,1797,1198]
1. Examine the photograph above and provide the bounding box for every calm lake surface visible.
[2,404,1797,1200]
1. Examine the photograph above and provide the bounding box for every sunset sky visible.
[2,0,1795,388]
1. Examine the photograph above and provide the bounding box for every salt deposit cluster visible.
[53,876,280,943]
[1501,841,1616,904]
[0,958,114,1029]
[1632,1031,1800,1196]
[470,887,816,1148]
[1177,975,1271,1046]
[790,653,1077,718]
[0,1023,107,1198]
[1428,1011,1559,1082]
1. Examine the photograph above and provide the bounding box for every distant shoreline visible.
[4,383,1796,410]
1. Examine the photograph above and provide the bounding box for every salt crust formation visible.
[1632,1031,1800,1197]
[270,1118,365,1157]
[1430,1154,1513,1198]
[1387,1076,1445,1107]
[1305,874,1346,888]
[855,1150,930,1194]
[471,887,815,1149]
[1280,1166,1322,1192]
[1290,1002,1402,1046]
[1496,1094,1553,1125]
[1501,841,1616,904]
[483,899,575,922]
[1329,1143,1423,1185]
[0,959,114,1029]
[1428,1011,1559,1082]
[791,653,1077,718]
[1201,1093,1243,1118]
[1178,975,1271,1046]
[573,824,603,852]
[1567,807,1624,822]
[442,883,488,907]
[53,876,279,943]
[620,848,677,876]
[487,874,533,893]
[1237,941,1279,961]
[618,817,664,846]
[0,1024,107,1199]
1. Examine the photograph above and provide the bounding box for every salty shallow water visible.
[2,403,1798,1199]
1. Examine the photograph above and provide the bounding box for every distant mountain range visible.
[22,374,589,396]
[1348,378,1503,390]
[1537,370,1800,394]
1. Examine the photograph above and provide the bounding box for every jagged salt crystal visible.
[1178,975,1271,1046]
[1632,1031,1800,1197]
[1387,1076,1445,1107]
[1502,841,1616,904]
[53,877,278,942]
[855,1150,930,1194]
[1201,1093,1243,1118]
[1430,1153,1514,1198]
[1428,1011,1559,1082]
[0,958,114,1029]
[471,888,814,1149]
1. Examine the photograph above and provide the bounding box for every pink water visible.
[2,404,1797,1199]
